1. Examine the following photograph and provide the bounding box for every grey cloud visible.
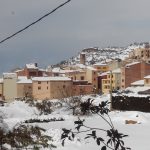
[1,0,150,73]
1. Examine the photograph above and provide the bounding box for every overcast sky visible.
[0,0,150,74]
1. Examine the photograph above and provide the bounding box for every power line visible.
[0,0,71,44]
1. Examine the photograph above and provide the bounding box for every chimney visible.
[80,53,86,65]
[35,63,38,67]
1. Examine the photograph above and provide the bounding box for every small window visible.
[146,79,149,84]
[63,85,66,89]
[81,76,84,80]
[38,81,41,84]
[47,86,48,90]
[38,86,41,90]
[47,81,48,84]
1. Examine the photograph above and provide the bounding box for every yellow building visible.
[32,77,72,100]
[93,63,109,73]
[102,68,121,94]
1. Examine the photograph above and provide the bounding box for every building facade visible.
[32,77,72,100]
[121,62,150,89]
[3,73,17,101]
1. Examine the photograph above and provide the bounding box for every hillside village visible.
[1,43,150,150]
[1,43,150,102]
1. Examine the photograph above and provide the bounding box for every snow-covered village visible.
[1,43,150,150]
[1,0,150,150]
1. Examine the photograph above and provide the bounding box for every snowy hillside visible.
[58,43,147,66]
[1,94,150,150]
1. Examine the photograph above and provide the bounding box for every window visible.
[81,76,84,80]
[38,81,41,84]
[47,81,48,84]
[146,79,149,84]
[63,85,66,89]
[122,79,124,82]
[47,86,48,90]
[38,86,41,90]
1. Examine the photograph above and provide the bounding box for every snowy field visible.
[0,94,150,150]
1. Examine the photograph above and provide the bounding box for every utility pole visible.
[109,70,113,111]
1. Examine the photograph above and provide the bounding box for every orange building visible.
[121,61,150,89]
[32,77,72,100]
[15,63,51,79]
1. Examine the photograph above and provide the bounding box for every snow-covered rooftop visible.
[3,73,17,78]
[93,63,107,66]
[86,66,97,71]
[126,86,150,96]
[52,67,84,74]
[144,75,150,79]
[131,80,144,86]
[17,76,32,84]
[15,69,24,73]
[125,61,140,67]
[98,71,109,76]
[0,78,3,83]
[32,76,71,81]
[75,63,86,69]
[26,63,38,69]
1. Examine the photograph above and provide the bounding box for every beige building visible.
[65,70,86,81]
[144,75,150,86]
[85,66,98,91]
[129,47,150,63]
[3,73,17,101]
[0,78,3,99]
[102,68,121,94]
[108,59,122,70]
[32,77,72,100]
[17,76,32,98]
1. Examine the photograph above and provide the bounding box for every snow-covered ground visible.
[1,95,150,150]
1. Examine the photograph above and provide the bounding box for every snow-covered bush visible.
[61,98,131,150]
